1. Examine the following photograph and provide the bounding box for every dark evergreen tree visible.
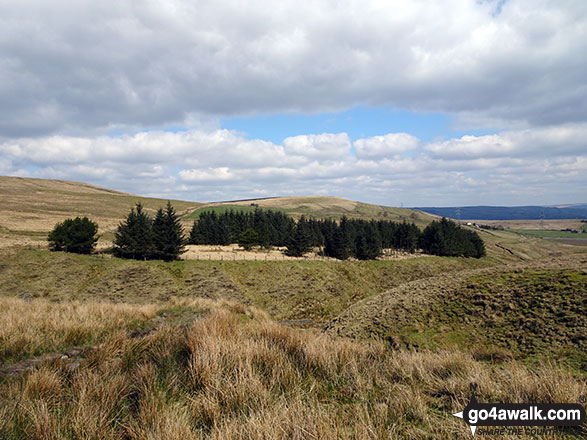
[152,208,166,259]
[189,219,205,244]
[48,217,98,254]
[355,221,382,260]
[182,207,485,260]
[468,229,486,258]
[285,216,313,257]
[238,228,259,250]
[152,201,186,261]
[419,217,485,258]
[113,203,153,260]
[324,223,350,260]
[339,216,355,257]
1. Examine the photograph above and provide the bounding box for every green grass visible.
[0,249,491,321]
[330,266,587,373]
[511,229,586,238]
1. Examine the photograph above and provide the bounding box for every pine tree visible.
[238,228,259,250]
[152,208,166,259]
[152,201,186,261]
[285,217,312,257]
[113,203,153,260]
[419,217,485,258]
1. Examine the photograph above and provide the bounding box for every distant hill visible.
[0,176,435,247]
[189,195,435,226]
[0,176,202,242]
[415,205,587,220]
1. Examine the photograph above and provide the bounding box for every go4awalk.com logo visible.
[453,384,586,436]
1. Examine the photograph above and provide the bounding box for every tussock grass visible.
[0,297,584,439]
[0,297,157,364]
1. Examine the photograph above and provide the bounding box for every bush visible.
[48,217,98,254]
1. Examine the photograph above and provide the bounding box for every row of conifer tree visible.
[48,204,485,260]
[188,208,485,259]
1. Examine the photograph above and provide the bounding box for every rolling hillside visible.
[0,176,202,245]
[190,196,434,227]
[0,176,435,248]
[2,176,582,263]
[1,176,586,439]
[325,254,587,370]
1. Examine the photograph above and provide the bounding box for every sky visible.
[1,0,586,206]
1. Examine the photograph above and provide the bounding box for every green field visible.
[511,229,587,238]
[326,264,587,373]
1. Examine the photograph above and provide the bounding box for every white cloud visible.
[179,167,235,183]
[1,124,585,205]
[426,123,587,159]
[283,133,352,159]
[355,133,420,158]
[1,0,586,136]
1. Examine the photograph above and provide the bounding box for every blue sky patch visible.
[221,107,494,144]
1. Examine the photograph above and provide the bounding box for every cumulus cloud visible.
[1,125,585,205]
[179,167,235,183]
[426,123,587,159]
[355,133,420,158]
[282,133,351,159]
[1,0,586,205]
[1,0,586,136]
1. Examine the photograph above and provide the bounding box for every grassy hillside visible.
[0,176,202,245]
[325,254,587,372]
[511,229,587,238]
[1,249,492,321]
[191,196,435,226]
[1,177,437,250]
[1,177,586,439]
[4,176,577,262]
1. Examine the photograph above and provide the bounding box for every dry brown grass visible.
[182,244,428,262]
[0,297,158,364]
[0,297,584,439]
[195,195,436,226]
[214,195,359,211]
[0,176,200,249]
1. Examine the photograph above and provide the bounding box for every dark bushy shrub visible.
[48,217,98,254]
